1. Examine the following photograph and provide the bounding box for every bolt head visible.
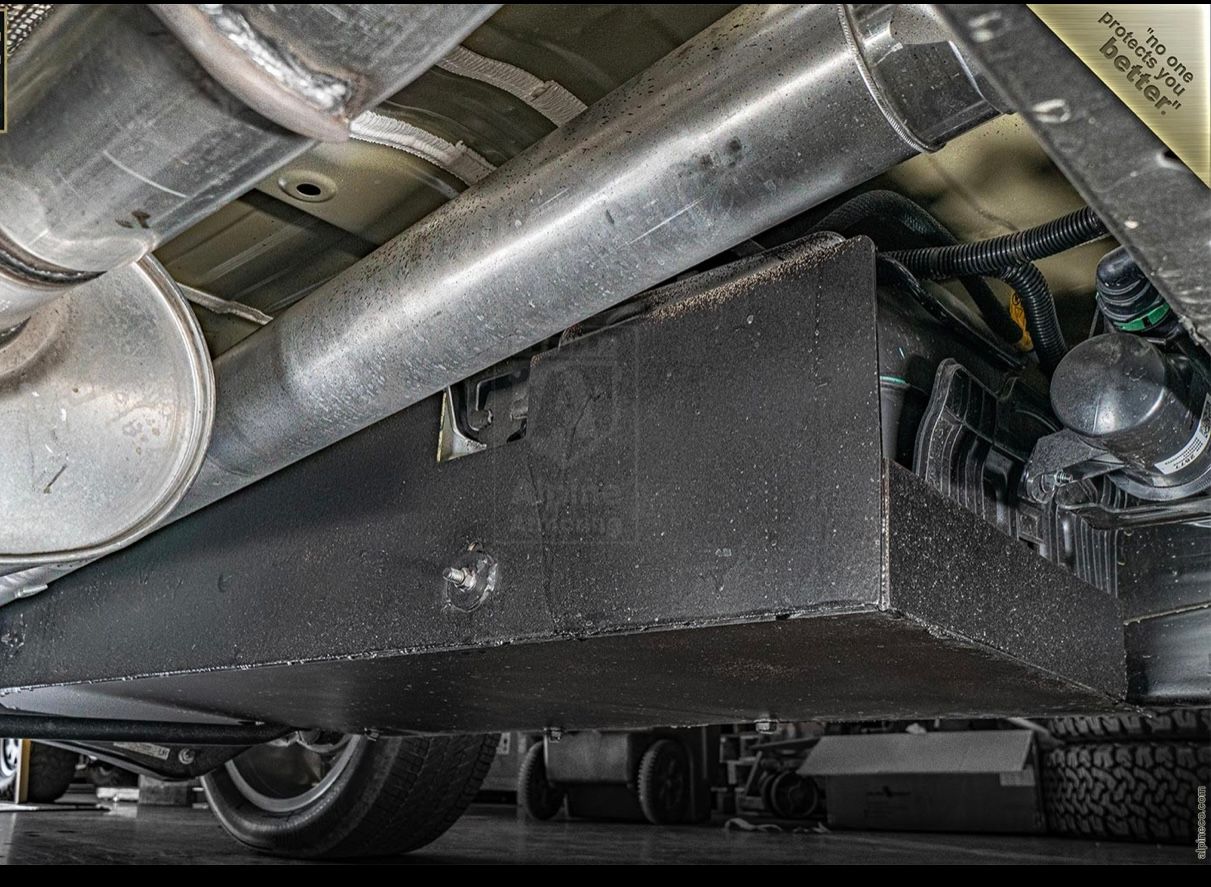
[177,748,196,765]
[442,550,498,612]
[442,566,474,589]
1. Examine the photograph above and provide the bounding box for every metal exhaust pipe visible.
[0,4,499,325]
[181,4,1001,515]
[0,4,497,598]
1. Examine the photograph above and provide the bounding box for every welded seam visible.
[0,233,97,286]
[189,4,349,114]
[150,4,353,141]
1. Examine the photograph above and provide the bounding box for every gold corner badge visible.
[1028,4,1210,187]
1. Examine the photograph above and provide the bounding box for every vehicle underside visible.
[0,2,1208,859]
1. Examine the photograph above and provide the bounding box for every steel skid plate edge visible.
[0,237,1126,731]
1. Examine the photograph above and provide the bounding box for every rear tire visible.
[202,733,498,859]
[0,740,79,803]
[1042,741,1210,843]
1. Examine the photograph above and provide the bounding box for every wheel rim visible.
[1,738,21,781]
[225,732,361,814]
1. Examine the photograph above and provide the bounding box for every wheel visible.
[636,738,690,825]
[201,731,498,859]
[1047,708,1210,741]
[761,770,820,820]
[0,738,17,798]
[1042,741,1210,843]
[0,739,79,803]
[518,741,565,820]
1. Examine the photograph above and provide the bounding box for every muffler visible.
[0,4,497,599]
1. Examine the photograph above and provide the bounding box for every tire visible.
[0,738,17,799]
[518,741,565,820]
[1047,708,1209,742]
[202,733,498,859]
[0,740,79,803]
[1042,741,1210,843]
[636,739,690,825]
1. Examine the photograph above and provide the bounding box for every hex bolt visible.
[441,550,498,613]
[442,566,477,592]
[177,748,196,765]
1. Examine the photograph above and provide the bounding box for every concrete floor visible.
[0,798,1196,864]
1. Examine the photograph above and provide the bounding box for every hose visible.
[997,263,1065,373]
[887,207,1110,374]
[877,256,1023,369]
[886,207,1108,278]
[809,191,1023,346]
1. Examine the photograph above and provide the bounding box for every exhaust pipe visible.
[181,4,1002,513]
[0,4,498,325]
[0,4,497,598]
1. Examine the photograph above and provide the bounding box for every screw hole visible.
[294,182,323,197]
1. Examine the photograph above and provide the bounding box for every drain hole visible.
[277,173,335,203]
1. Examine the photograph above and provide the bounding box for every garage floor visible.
[0,798,1194,864]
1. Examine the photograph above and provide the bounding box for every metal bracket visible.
[1022,429,1124,504]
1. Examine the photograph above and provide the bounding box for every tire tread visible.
[1042,740,1210,843]
[1047,709,1210,742]
[204,732,498,859]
